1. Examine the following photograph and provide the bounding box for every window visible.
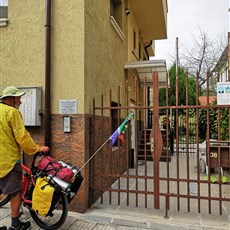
[111,101,119,147]
[110,0,122,27]
[221,67,228,82]
[139,43,141,60]
[131,29,139,58]
[0,0,8,27]
[133,30,136,50]
[0,0,8,18]
[110,0,124,40]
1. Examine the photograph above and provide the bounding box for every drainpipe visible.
[144,40,152,60]
[145,40,152,130]
[44,0,51,147]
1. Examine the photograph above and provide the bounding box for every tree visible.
[168,28,227,91]
[159,64,196,107]
[159,64,197,142]
[198,100,229,141]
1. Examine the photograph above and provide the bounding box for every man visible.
[0,86,49,230]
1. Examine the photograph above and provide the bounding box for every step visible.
[138,155,171,162]
[138,150,172,162]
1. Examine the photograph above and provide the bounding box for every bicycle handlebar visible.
[31,152,50,170]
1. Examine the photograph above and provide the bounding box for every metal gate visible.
[89,71,230,215]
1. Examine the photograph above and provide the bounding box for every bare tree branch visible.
[173,28,227,88]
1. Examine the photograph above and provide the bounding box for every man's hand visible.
[39,146,49,153]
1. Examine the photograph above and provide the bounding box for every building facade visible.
[0,0,168,212]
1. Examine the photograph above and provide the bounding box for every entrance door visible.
[130,102,136,168]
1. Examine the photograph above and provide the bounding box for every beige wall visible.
[51,0,85,114]
[127,13,139,62]
[0,1,45,97]
[0,0,85,114]
[1,0,167,116]
[84,0,128,115]
[0,0,167,213]
[126,10,147,107]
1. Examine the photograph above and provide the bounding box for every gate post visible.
[150,71,163,209]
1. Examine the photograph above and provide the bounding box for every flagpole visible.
[78,136,110,172]
[78,112,134,172]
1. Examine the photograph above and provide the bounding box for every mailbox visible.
[208,141,230,172]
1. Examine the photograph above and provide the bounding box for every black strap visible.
[41,183,50,190]
[44,161,63,175]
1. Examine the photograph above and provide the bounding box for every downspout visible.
[44,0,51,147]
[144,40,152,60]
[145,40,152,130]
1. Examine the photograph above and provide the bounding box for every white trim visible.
[110,16,125,40]
[0,18,8,27]
[124,60,168,86]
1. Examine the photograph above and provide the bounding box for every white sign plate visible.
[59,99,77,114]
[217,82,230,105]
[19,87,41,126]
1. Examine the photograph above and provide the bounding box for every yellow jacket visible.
[0,103,39,178]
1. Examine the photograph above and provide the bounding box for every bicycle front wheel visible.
[0,189,11,207]
[30,191,68,230]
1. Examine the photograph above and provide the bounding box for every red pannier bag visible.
[37,156,74,183]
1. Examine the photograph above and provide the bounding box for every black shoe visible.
[0,226,7,230]
[8,221,31,230]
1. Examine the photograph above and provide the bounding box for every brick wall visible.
[26,114,89,213]
[89,116,128,205]
[50,114,89,213]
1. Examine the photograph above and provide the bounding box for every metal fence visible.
[90,71,230,215]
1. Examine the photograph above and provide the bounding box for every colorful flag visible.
[109,112,134,146]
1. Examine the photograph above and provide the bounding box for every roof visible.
[198,96,216,105]
[212,45,228,73]
[124,60,168,87]
[129,0,167,43]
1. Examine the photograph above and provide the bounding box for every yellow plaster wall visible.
[0,0,85,114]
[0,0,157,115]
[51,0,85,114]
[127,13,139,62]
[0,1,45,95]
[126,11,146,106]
[84,0,128,115]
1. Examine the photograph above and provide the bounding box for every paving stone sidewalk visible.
[1,203,230,230]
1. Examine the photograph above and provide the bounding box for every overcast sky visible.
[1,0,228,68]
[0,0,7,6]
[152,0,229,68]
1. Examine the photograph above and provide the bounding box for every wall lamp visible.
[125,8,131,15]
